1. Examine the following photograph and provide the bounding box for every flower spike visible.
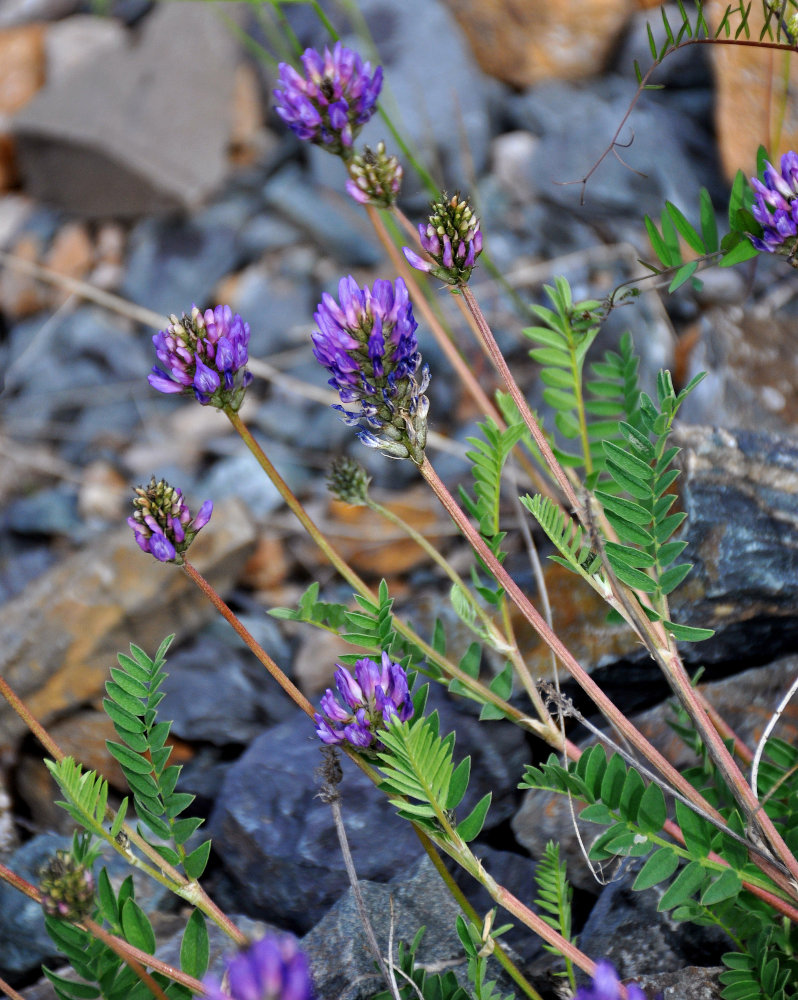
[149,305,252,411]
[273,43,382,158]
[312,276,430,463]
[39,851,95,922]
[749,151,798,263]
[128,477,212,565]
[315,652,414,751]
[575,961,647,1000]
[404,192,483,285]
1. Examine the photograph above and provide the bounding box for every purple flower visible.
[345,141,402,207]
[273,43,382,158]
[314,652,414,750]
[149,305,252,411]
[403,192,483,285]
[576,962,647,1000]
[312,276,430,462]
[749,151,798,261]
[128,476,212,565]
[203,935,313,1000]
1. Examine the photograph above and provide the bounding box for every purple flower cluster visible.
[39,851,95,922]
[128,476,212,564]
[203,935,313,1000]
[576,962,647,1000]
[312,276,430,462]
[404,192,483,285]
[149,305,252,411]
[273,43,382,157]
[749,151,798,259]
[315,652,414,750]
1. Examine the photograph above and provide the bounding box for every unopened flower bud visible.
[346,142,403,207]
[327,457,371,505]
[39,851,95,922]
[128,476,212,564]
[403,192,483,285]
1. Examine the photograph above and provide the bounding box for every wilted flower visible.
[273,43,382,157]
[346,142,403,206]
[575,962,647,1000]
[128,476,212,564]
[312,276,430,463]
[403,192,483,285]
[203,935,313,1000]
[315,652,414,750]
[749,151,798,261]
[149,305,252,411]
[327,456,371,506]
[39,851,95,922]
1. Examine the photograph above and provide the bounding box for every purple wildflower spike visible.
[128,476,212,565]
[203,934,314,1000]
[273,42,382,158]
[403,192,483,285]
[749,151,798,263]
[149,305,252,411]
[312,276,430,462]
[314,652,413,751]
[575,961,647,1000]
[346,142,403,207]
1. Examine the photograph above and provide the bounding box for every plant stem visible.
[182,559,315,718]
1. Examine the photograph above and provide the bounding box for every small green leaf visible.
[701,868,742,905]
[665,621,714,642]
[668,260,699,293]
[658,562,693,594]
[633,847,680,890]
[658,860,706,910]
[180,910,209,979]
[42,970,100,999]
[106,741,154,776]
[121,899,156,954]
[637,782,667,833]
[720,238,759,267]
[456,792,491,842]
[446,757,471,810]
[110,797,129,839]
[675,800,712,858]
[184,840,212,880]
[579,802,614,825]
[665,202,705,253]
[600,753,627,810]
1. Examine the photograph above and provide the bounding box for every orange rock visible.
[45,221,94,303]
[0,24,46,116]
[707,0,798,179]
[325,487,451,576]
[229,62,263,167]
[442,0,635,88]
[242,533,290,591]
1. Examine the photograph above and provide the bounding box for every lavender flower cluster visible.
[149,305,252,411]
[315,652,413,749]
[128,476,212,564]
[312,275,430,462]
[204,935,313,1000]
[749,151,798,259]
[575,962,647,1000]
[273,43,382,156]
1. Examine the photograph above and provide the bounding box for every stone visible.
[12,3,241,216]
[0,24,46,115]
[208,708,424,931]
[43,221,94,304]
[679,308,798,435]
[442,0,634,88]
[44,15,127,86]
[0,497,255,750]
[707,0,798,180]
[0,768,17,855]
[0,0,78,28]
[301,854,506,1000]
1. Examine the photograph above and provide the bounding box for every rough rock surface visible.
[11,3,241,215]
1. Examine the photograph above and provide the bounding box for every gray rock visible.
[160,634,296,745]
[302,854,484,1000]
[12,3,242,216]
[44,15,128,86]
[574,858,731,982]
[3,485,80,536]
[0,0,78,27]
[208,710,422,931]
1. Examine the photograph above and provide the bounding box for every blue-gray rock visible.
[208,709,422,931]
[12,3,242,217]
[3,485,80,537]
[302,854,498,1000]
[160,634,296,745]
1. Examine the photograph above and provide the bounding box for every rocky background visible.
[1,1,798,998]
